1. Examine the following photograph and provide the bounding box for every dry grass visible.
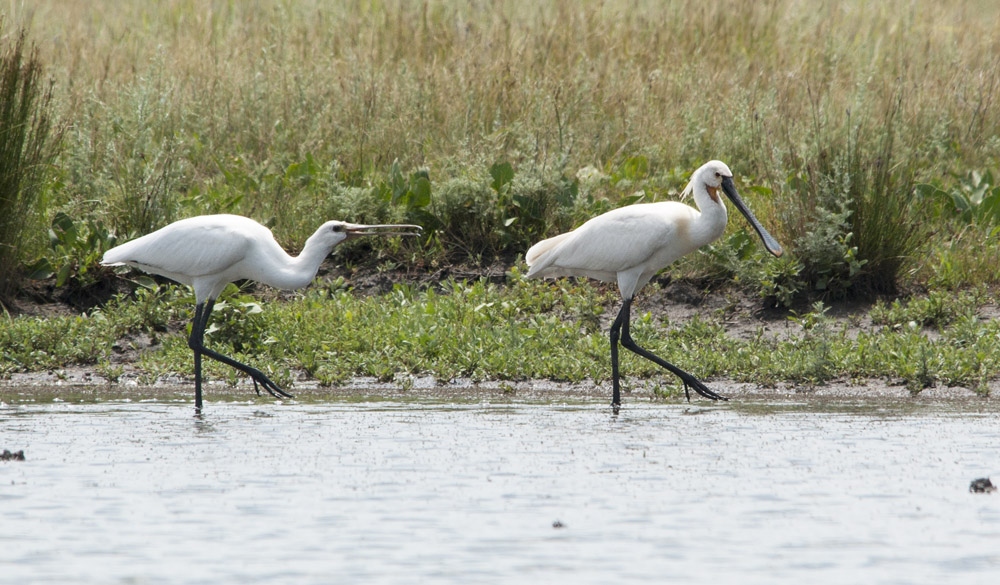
[7,0,998,177]
[3,0,1000,291]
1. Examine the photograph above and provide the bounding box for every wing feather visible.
[102,215,266,280]
[525,202,697,282]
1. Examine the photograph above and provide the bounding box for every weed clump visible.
[0,27,59,304]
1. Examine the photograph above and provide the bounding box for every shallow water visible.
[2,394,999,584]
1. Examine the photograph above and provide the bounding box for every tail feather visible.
[525,232,572,276]
[101,240,138,266]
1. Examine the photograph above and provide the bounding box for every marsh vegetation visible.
[2,1,1000,394]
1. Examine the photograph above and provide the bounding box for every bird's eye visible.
[331,224,344,232]
[715,171,721,178]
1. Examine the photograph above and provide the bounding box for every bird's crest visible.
[679,180,694,202]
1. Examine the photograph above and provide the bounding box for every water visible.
[2,393,999,584]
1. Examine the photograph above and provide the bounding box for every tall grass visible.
[0,26,57,304]
[760,85,924,299]
[3,0,1000,291]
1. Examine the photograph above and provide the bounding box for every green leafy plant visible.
[489,161,515,201]
[916,169,1000,226]
[785,301,841,383]
[793,193,867,298]
[25,212,116,288]
[609,155,649,190]
[869,288,982,329]
[755,255,807,308]
[202,286,271,354]
[387,160,439,233]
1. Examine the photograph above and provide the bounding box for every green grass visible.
[2,1,1000,393]
[3,276,998,396]
[2,0,1000,300]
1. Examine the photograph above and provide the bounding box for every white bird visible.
[525,160,783,407]
[101,214,422,409]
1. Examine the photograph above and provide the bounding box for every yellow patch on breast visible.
[706,186,720,203]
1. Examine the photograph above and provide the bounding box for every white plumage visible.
[526,199,723,300]
[526,160,782,407]
[103,215,363,302]
[102,214,421,409]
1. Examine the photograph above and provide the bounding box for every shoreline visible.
[3,367,997,405]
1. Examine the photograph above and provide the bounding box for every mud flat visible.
[3,367,998,407]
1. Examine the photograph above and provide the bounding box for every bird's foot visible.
[680,374,728,402]
[246,368,294,400]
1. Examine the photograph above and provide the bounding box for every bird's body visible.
[526,200,727,300]
[102,214,421,409]
[104,215,337,300]
[526,160,782,407]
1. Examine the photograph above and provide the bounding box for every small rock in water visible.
[1,449,25,461]
[969,478,996,493]
[552,520,565,529]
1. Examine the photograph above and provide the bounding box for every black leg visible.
[609,301,628,408]
[188,302,211,410]
[615,296,728,402]
[187,299,294,406]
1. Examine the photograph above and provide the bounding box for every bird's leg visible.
[609,300,629,408]
[188,299,294,402]
[187,301,212,410]
[198,344,293,400]
[618,297,728,402]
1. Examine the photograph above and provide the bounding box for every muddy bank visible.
[6,268,1000,407]
[3,367,997,406]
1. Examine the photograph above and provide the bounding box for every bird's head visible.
[315,221,423,248]
[693,160,734,201]
[681,160,733,202]
[692,160,783,258]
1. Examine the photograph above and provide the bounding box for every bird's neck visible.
[266,236,335,290]
[692,183,728,242]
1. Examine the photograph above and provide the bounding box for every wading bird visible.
[102,214,421,410]
[525,160,782,407]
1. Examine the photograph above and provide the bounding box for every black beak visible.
[721,176,783,257]
[344,223,423,239]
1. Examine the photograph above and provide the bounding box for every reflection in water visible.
[1,398,999,584]
[192,413,218,436]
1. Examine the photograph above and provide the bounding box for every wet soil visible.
[4,266,1000,403]
[4,368,998,407]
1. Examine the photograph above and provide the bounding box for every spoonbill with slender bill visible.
[102,214,422,410]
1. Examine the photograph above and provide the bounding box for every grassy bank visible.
[3,275,998,397]
[2,1,1000,393]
